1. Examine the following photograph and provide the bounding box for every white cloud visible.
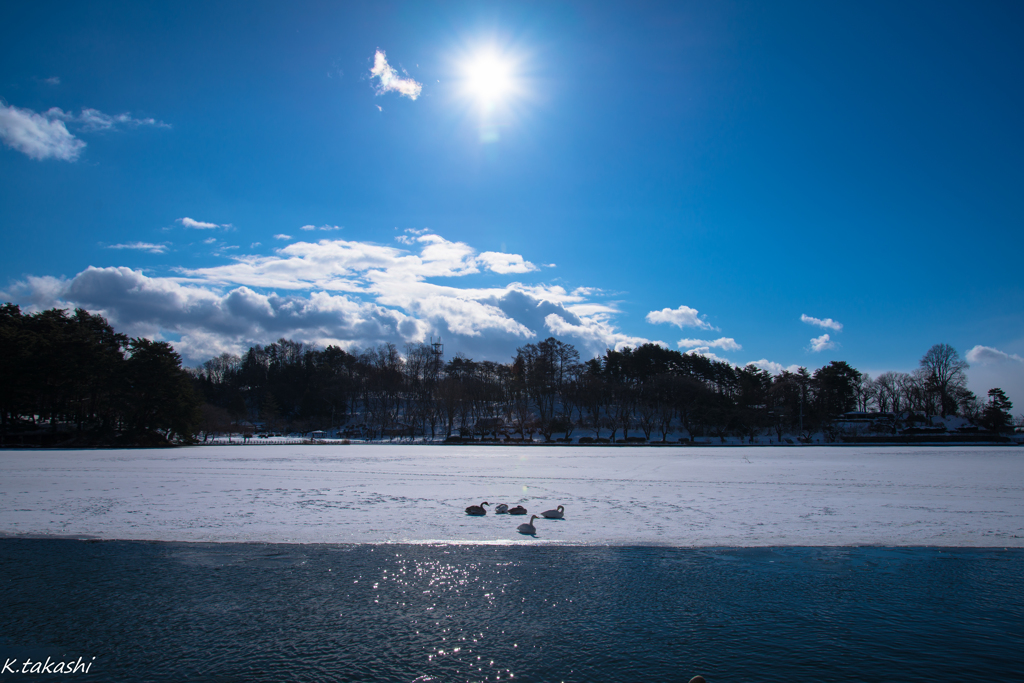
[4,231,648,363]
[809,334,835,352]
[4,266,427,360]
[0,101,167,161]
[203,237,217,244]
[966,345,1024,365]
[0,101,85,161]
[106,242,169,254]
[274,234,292,241]
[964,345,1024,413]
[178,217,222,229]
[250,242,261,248]
[646,305,715,330]
[43,77,61,85]
[747,358,802,375]
[370,49,423,100]
[477,251,538,274]
[801,314,843,331]
[544,313,657,355]
[677,337,741,351]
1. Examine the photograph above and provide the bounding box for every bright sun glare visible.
[462,51,515,106]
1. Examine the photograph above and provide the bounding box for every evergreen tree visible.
[981,388,1013,434]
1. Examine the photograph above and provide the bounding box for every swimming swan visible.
[508,505,527,515]
[465,502,490,516]
[495,503,509,514]
[517,515,540,535]
[540,505,565,519]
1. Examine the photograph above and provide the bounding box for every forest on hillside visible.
[189,332,1017,443]
[2,304,1016,445]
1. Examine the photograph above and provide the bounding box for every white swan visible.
[465,501,489,516]
[517,515,540,535]
[508,505,527,515]
[540,505,564,519]
[495,503,509,514]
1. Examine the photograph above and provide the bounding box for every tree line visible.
[190,334,1017,442]
[0,304,200,445]
[2,304,1015,445]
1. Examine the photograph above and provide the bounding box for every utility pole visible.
[430,337,444,381]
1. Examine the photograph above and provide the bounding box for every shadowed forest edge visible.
[1,303,1018,447]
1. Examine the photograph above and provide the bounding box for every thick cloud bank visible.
[2,231,658,362]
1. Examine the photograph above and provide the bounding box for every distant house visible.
[475,417,505,434]
[310,430,326,440]
[384,423,413,438]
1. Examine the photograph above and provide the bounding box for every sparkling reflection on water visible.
[2,541,1023,682]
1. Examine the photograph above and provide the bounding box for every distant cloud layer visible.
[645,305,715,330]
[106,242,169,254]
[370,50,422,100]
[48,107,169,132]
[748,358,802,375]
[678,337,741,351]
[300,224,341,231]
[2,229,658,363]
[0,101,167,161]
[966,345,1024,365]
[801,314,843,331]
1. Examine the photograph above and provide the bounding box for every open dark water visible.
[2,541,1023,682]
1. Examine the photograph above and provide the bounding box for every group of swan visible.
[464,501,565,535]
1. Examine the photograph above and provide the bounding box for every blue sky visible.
[2,1,1022,406]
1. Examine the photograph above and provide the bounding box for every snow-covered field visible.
[1,444,1022,546]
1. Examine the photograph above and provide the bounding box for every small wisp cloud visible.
[370,50,423,100]
[48,107,169,132]
[300,224,341,231]
[178,217,223,229]
[106,242,169,254]
[801,314,843,331]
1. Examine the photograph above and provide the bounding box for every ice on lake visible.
[2,444,1022,546]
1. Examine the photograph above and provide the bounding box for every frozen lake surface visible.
[2,444,1023,546]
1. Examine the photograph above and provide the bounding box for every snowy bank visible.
[2,445,1022,546]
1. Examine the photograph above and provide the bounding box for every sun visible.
[460,49,518,108]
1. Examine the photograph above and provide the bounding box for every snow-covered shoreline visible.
[2,445,1022,547]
